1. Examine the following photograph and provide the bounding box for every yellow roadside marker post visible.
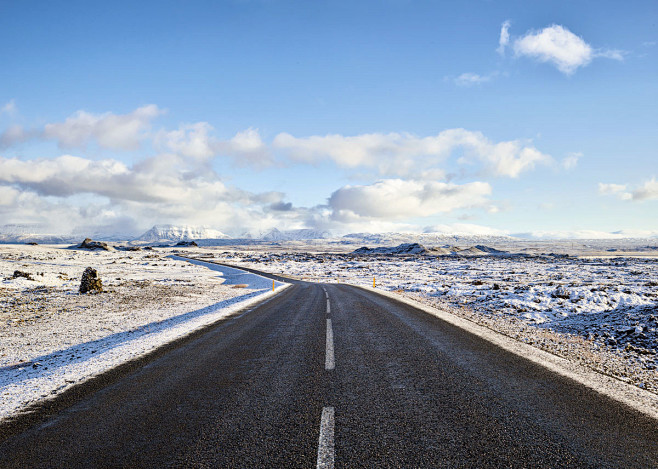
[373,276,376,288]
[272,279,275,291]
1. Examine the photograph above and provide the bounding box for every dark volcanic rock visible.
[353,243,427,255]
[78,238,112,251]
[12,270,34,281]
[175,241,198,247]
[79,267,103,294]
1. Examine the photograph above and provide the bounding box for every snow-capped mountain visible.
[135,225,230,243]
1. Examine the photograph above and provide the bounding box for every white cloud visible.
[155,125,272,167]
[155,122,216,160]
[601,178,658,202]
[632,178,658,201]
[0,125,33,148]
[514,25,592,74]
[595,49,625,61]
[1,99,16,116]
[0,152,290,236]
[218,127,272,167]
[562,152,582,170]
[497,20,511,55]
[598,182,632,200]
[328,179,492,221]
[274,129,551,178]
[43,104,163,150]
[513,25,623,75]
[454,73,495,87]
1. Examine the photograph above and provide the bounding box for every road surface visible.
[0,265,656,467]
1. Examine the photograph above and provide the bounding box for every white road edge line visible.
[325,319,335,371]
[316,406,335,469]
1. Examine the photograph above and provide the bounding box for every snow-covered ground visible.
[0,245,286,422]
[213,249,657,392]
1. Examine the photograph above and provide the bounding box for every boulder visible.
[12,270,34,280]
[79,267,103,294]
[78,238,112,251]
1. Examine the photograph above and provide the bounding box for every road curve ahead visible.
[0,271,656,468]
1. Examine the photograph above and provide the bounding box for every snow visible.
[0,245,287,422]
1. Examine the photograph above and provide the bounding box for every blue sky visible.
[0,0,656,238]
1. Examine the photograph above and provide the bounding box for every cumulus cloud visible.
[218,127,272,167]
[155,122,216,160]
[156,125,272,167]
[274,129,551,178]
[0,151,289,235]
[600,177,658,202]
[513,25,623,75]
[43,104,163,150]
[497,20,511,55]
[327,179,492,221]
[632,178,658,201]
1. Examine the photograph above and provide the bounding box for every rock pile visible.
[79,267,103,294]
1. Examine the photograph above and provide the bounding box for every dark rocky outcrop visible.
[353,243,427,255]
[12,270,34,280]
[79,267,103,294]
[175,241,198,247]
[78,238,112,251]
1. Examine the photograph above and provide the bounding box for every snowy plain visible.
[0,245,286,422]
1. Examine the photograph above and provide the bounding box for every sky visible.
[0,0,656,238]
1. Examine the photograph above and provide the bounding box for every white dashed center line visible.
[316,407,335,469]
[325,319,335,371]
[326,299,331,314]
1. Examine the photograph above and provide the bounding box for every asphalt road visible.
[0,268,656,468]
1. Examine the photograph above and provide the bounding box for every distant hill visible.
[0,224,76,244]
[341,232,513,246]
[135,225,230,243]
[352,242,510,256]
[258,228,332,242]
[353,243,428,255]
